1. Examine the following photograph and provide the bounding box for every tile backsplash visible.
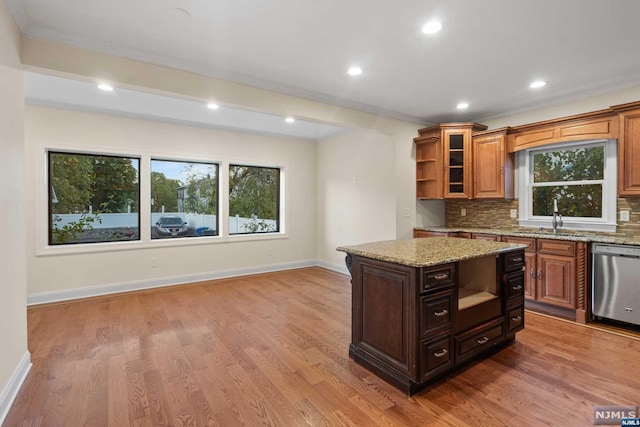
[445,198,640,239]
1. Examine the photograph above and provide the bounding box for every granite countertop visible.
[415,227,640,246]
[337,237,527,268]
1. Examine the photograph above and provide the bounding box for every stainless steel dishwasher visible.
[592,243,640,326]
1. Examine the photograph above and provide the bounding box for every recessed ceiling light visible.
[285,117,295,123]
[422,20,442,34]
[97,83,114,91]
[530,80,546,89]
[347,66,363,76]
[456,102,469,110]
[207,103,220,110]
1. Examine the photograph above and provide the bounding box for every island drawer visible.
[507,306,524,332]
[420,334,454,380]
[506,272,525,300]
[504,250,526,272]
[455,318,504,362]
[422,264,455,293]
[420,290,453,337]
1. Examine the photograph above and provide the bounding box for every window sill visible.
[36,232,289,256]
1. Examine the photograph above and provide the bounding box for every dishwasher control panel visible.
[592,243,640,257]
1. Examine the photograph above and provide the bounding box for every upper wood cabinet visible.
[414,100,640,200]
[617,107,640,196]
[414,129,442,199]
[472,128,514,199]
[414,123,486,200]
[442,124,480,198]
[506,114,618,153]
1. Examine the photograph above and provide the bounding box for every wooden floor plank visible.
[6,267,640,426]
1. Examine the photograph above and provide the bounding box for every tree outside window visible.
[530,144,604,218]
[49,152,140,245]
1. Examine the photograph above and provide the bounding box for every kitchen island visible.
[337,237,527,395]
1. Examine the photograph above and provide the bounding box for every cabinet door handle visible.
[511,315,522,321]
[476,336,489,345]
[512,285,523,291]
[500,166,504,174]
[434,273,449,280]
[537,270,542,280]
[530,268,535,278]
[434,309,449,317]
[433,349,448,358]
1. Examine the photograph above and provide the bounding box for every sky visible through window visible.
[151,160,216,184]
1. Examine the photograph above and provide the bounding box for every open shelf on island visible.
[458,289,498,310]
[456,254,501,332]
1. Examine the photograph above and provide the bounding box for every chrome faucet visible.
[552,198,563,234]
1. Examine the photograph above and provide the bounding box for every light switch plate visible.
[510,209,518,219]
[461,208,466,217]
[620,210,630,222]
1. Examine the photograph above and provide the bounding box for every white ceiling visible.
[24,72,348,141]
[8,0,640,127]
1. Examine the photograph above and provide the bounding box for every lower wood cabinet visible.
[414,230,457,238]
[502,236,588,322]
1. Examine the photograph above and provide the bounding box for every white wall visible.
[0,0,29,421]
[25,106,317,297]
[316,130,397,271]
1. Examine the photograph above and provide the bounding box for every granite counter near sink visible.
[414,226,640,246]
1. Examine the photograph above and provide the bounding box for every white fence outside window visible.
[52,212,276,234]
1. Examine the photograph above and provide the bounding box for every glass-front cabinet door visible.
[443,127,473,198]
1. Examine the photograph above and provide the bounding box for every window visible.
[229,165,280,234]
[49,152,140,245]
[151,159,218,239]
[518,140,617,232]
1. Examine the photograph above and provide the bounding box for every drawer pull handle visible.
[476,337,489,345]
[434,309,449,317]
[512,257,523,262]
[512,285,523,291]
[433,273,449,280]
[511,315,522,321]
[433,349,448,358]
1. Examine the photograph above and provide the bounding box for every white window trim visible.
[517,139,617,233]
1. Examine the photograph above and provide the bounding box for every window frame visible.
[518,139,617,232]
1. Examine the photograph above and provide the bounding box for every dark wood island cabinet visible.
[337,237,526,395]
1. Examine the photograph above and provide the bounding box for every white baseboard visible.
[27,259,317,305]
[316,259,350,276]
[0,351,31,426]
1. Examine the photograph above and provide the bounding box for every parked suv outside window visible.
[154,215,189,238]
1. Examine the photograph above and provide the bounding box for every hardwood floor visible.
[5,267,640,426]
